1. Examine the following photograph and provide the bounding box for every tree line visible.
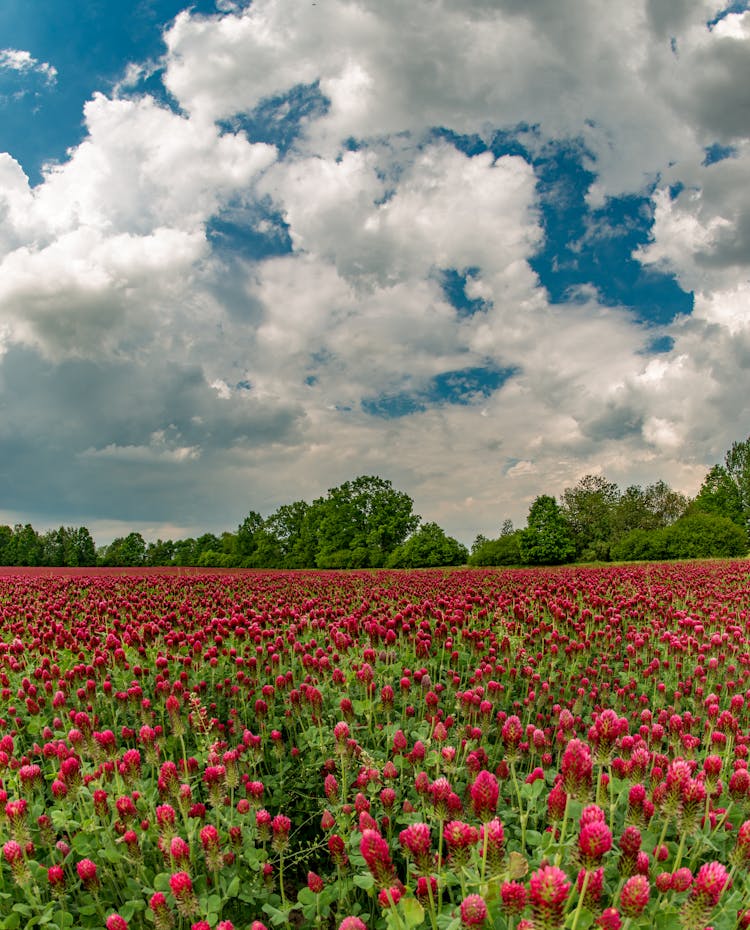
[2,438,749,568]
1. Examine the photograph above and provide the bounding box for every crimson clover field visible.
[0,562,750,930]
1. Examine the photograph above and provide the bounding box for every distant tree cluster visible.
[3,438,750,569]
[470,438,750,566]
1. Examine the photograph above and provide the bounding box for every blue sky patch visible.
[0,0,217,184]
[362,363,517,418]
[218,82,329,155]
[438,267,490,317]
[206,198,293,260]
[431,125,694,329]
[703,143,736,166]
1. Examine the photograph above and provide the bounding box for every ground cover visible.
[0,562,748,930]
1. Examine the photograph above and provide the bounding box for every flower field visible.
[1,562,750,930]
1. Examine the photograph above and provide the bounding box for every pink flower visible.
[106,917,128,930]
[360,829,395,887]
[307,871,324,893]
[578,821,612,868]
[338,918,367,930]
[596,908,622,930]
[620,875,650,918]
[399,823,432,871]
[460,895,488,927]
[529,864,570,929]
[470,770,499,821]
[77,858,98,889]
[500,881,527,915]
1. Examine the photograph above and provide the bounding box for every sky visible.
[0,0,749,548]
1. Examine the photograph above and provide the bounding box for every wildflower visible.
[672,867,693,892]
[416,875,437,904]
[578,820,612,869]
[596,908,622,930]
[479,818,505,874]
[620,874,650,918]
[307,871,324,893]
[169,871,199,918]
[3,840,30,886]
[272,814,291,852]
[730,819,750,869]
[199,825,222,872]
[106,917,128,930]
[460,894,488,927]
[360,829,396,887]
[77,858,99,891]
[529,864,570,930]
[679,861,731,929]
[547,781,568,821]
[561,740,593,801]
[470,770,499,821]
[339,919,367,930]
[328,834,348,867]
[378,886,403,908]
[47,864,65,897]
[399,822,432,873]
[500,881,527,915]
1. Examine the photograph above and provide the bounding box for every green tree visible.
[12,524,42,566]
[519,495,575,565]
[386,522,467,568]
[560,474,620,560]
[314,476,419,568]
[469,531,522,566]
[100,532,146,566]
[145,539,176,566]
[265,501,310,567]
[612,481,688,540]
[664,512,747,559]
[0,525,12,565]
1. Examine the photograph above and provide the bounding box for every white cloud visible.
[0,0,749,543]
[0,49,57,85]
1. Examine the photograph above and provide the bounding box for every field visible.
[0,562,749,930]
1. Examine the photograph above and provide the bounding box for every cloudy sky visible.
[1,0,749,547]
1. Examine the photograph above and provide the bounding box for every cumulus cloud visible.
[0,0,749,542]
[0,49,57,85]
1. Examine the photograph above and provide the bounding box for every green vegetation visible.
[3,437,750,568]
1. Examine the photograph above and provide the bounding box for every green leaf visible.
[525,830,543,847]
[353,873,375,890]
[1,913,21,930]
[226,875,241,898]
[400,897,425,928]
[153,873,172,893]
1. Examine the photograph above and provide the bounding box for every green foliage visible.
[98,532,146,566]
[386,522,467,567]
[664,512,747,559]
[560,474,620,558]
[519,495,575,565]
[468,531,522,565]
[311,476,420,568]
[611,512,747,561]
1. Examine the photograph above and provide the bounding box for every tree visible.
[265,501,310,567]
[519,495,575,565]
[664,513,747,559]
[560,474,620,560]
[313,476,419,568]
[0,526,12,565]
[612,481,688,540]
[386,522,467,568]
[100,532,146,566]
[469,531,522,566]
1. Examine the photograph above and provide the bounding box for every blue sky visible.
[0,0,749,545]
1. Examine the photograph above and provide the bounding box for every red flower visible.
[105,917,128,930]
[460,895,488,927]
[620,875,650,918]
[470,770,499,821]
[529,864,570,929]
[76,858,98,889]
